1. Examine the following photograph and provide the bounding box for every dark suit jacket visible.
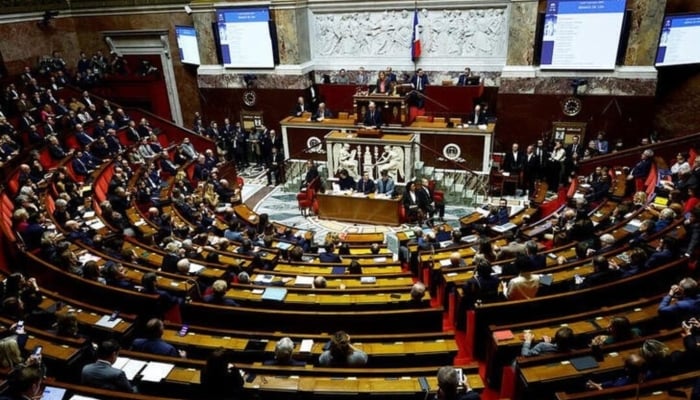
[292,102,310,116]
[523,153,539,178]
[356,179,376,194]
[467,110,486,125]
[131,338,178,357]
[566,143,584,158]
[319,252,342,263]
[503,151,524,173]
[410,74,429,91]
[81,360,134,392]
[363,109,382,127]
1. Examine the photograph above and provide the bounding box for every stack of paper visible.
[299,339,314,353]
[95,315,122,329]
[140,361,175,382]
[113,357,147,380]
[294,276,314,288]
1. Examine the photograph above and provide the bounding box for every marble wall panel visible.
[506,1,538,66]
[624,0,667,66]
[500,76,657,97]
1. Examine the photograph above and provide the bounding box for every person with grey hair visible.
[176,258,191,275]
[435,365,480,399]
[237,271,250,284]
[52,198,70,227]
[655,208,676,232]
[314,276,327,289]
[598,233,616,253]
[264,337,306,366]
[627,148,654,185]
[410,282,426,303]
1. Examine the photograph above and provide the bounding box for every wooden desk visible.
[316,193,402,226]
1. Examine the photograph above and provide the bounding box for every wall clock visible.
[562,96,582,116]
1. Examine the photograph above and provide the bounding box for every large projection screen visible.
[655,13,700,67]
[540,0,627,70]
[216,7,275,69]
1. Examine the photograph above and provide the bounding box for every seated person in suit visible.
[337,169,355,191]
[319,242,342,263]
[312,102,332,121]
[658,277,700,324]
[301,160,319,189]
[363,101,382,128]
[375,169,395,196]
[456,67,472,86]
[264,337,306,366]
[503,255,540,300]
[467,104,486,125]
[203,279,239,306]
[486,199,510,226]
[81,339,135,392]
[292,96,309,117]
[356,171,375,194]
[319,331,368,367]
[131,318,186,358]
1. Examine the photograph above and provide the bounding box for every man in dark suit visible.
[363,101,382,128]
[410,68,429,108]
[266,147,284,186]
[526,240,546,270]
[131,318,186,358]
[523,145,540,194]
[467,104,486,125]
[502,143,524,175]
[356,172,376,194]
[566,135,584,159]
[81,339,135,392]
[312,102,333,121]
[292,96,309,117]
[456,67,472,86]
[386,66,397,83]
[301,160,319,189]
[319,242,342,263]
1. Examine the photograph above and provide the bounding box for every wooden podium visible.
[353,93,408,126]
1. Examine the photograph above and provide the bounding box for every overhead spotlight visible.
[37,10,59,29]
[184,5,192,15]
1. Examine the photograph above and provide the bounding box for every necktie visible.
[417,79,422,91]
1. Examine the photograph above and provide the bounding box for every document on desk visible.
[491,222,517,233]
[41,386,66,400]
[95,315,122,329]
[70,396,100,400]
[189,263,205,275]
[294,275,314,288]
[114,357,147,380]
[262,287,288,301]
[140,361,174,382]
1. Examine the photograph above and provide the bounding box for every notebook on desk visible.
[570,355,599,371]
[262,287,288,301]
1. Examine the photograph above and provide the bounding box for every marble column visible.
[506,0,538,66]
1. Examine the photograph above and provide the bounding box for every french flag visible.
[411,9,421,62]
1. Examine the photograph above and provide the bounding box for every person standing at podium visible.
[356,172,376,194]
[363,101,382,128]
[374,71,392,94]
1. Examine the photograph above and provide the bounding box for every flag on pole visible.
[411,8,421,62]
